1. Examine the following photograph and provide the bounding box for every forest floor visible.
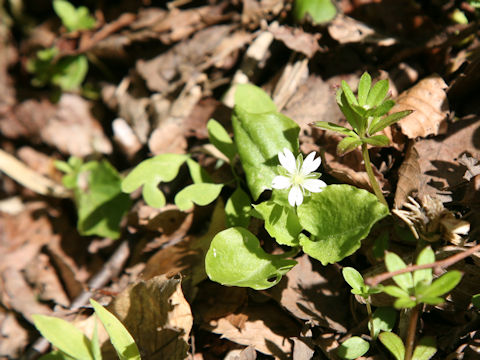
[1,0,480,359]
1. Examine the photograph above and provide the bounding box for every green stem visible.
[361,143,388,207]
[405,305,421,360]
[366,298,375,339]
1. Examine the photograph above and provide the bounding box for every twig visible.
[405,305,420,360]
[22,239,131,360]
[0,149,69,198]
[365,243,480,287]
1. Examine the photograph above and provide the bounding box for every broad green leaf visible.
[225,187,251,227]
[205,227,297,290]
[53,0,96,32]
[370,307,397,339]
[32,314,93,360]
[385,252,413,292]
[337,136,363,155]
[412,336,437,360]
[207,119,237,161]
[253,201,301,246]
[297,185,389,265]
[293,0,337,24]
[234,84,276,114]
[418,270,462,298]
[186,158,213,184]
[383,285,410,298]
[358,72,372,106]
[342,267,365,293]
[121,154,188,208]
[472,294,480,308]
[337,336,369,359]
[72,160,131,239]
[394,297,416,309]
[368,110,413,134]
[174,183,223,211]
[51,55,89,91]
[90,299,141,360]
[362,134,390,147]
[366,79,389,108]
[378,332,405,360]
[413,247,434,288]
[313,121,358,137]
[232,108,299,200]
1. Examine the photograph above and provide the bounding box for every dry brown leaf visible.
[207,303,299,358]
[394,75,449,139]
[268,254,349,333]
[0,311,29,358]
[41,94,112,156]
[268,22,321,58]
[109,274,193,360]
[394,142,421,209]
[414,116,480,202]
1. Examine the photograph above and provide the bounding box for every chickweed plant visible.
[35,73,469,359]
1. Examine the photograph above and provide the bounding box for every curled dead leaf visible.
[393,75,449,139]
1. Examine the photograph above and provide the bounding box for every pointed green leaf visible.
[52,55,89,91]
[383,285,410,298]
[378,332,405,360]
[412,336,437,360]
[32,314,93,360]
[369,110,413,134]
[122,154,188,208]
[385,252,413,292]
[419,270,462,298]
[394,297,417,309]
[362,134,390,147]
[369,99,395,117]
[53,0,96,32]
[235,84,277,114]
[413,247,434,288]
[472,294,480,308]
[175,183,223,211]
[337,136,363,155]
[370,307,397,339]
[207,119,237,161]
[253,201,301,246]
[232,108,299,200]
[205,227,297,290]
[419,296,444,305]
[90,299,141,360]
[341,80,359,106]
[337,336,370,359]
[313,121,358,137]
[91,318,101,360]
[337,91,362,132]
[342,267,365,292]
[225,187,251,227]
[297,185,389,265]
[366,79,389,107]
[358,72,372,106]
[39,350,76,360]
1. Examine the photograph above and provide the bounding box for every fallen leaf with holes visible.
[109,275,193,360]
[394,75,449,139]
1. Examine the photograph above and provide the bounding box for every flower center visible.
[292,173,304,186]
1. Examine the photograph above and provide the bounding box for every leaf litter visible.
[1,1,480,359]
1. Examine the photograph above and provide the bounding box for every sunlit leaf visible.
[234,83,277,114]
[225,187,251,227]
[418,270,462,298]
[378,332,405,360]
[207,119,237,161]
[385,252,413,292]
[357,72,372,107]
[366,79,389,108]
[313,121,358,137]
[370,307,397,339]
[412,336,437,360]
[293,0,337,24]
[337,336,369,359]
[205,227,297,290]
[174,183,223,211]
[342,267,365,293]
[413,246,434,288]
[337,136,363,155]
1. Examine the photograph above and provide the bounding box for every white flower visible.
[272,148,327,206]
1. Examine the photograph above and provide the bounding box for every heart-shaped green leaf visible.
[174,183,223,211]
[253,201,301,246]
[122,154,188,208]
[207,119,237,161]
[233,108,299,200]
[225,187,252,227]
[235,83,277,114]
[205,227,297,290]
[297,185,389,265]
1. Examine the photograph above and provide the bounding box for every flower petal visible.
[301,152,321,175]
[288,185,303,206]
[272,175,291,189]
[278,148,296,174]
[303,179,327,193]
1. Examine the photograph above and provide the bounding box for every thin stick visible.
[405,305,420,360]
[365,243,480,287]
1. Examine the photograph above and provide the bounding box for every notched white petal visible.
[278,148,296,173]
[288,185,303,206]
[301,152,321,175]
[303,179,327,193]
[272,175,291,189]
